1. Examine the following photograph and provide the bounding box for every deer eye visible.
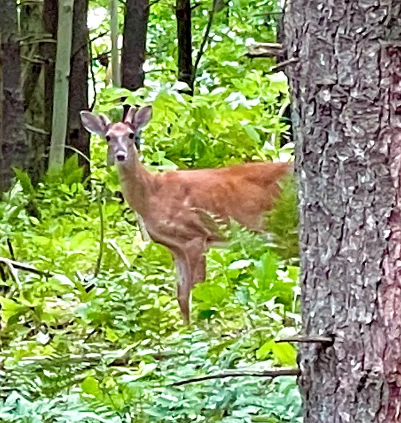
[128,133,135,139]
[105,135,111,142]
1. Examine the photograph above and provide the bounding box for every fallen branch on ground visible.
[0,257,53,277]
[172,368,300,386]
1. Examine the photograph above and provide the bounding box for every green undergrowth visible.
[0,149,301,422]
[0,26,301,420]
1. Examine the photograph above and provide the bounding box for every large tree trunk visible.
[0,0,30,192]
[121,0,149,91]
[176,0,193,93]
[284,1,401,421]
[68,0,89,176]
[20,1,47,185]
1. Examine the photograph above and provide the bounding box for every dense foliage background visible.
[0,0,300,421]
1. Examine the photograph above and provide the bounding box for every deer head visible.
[80,105,152,165]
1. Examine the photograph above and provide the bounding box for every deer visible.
[80,105,293,323]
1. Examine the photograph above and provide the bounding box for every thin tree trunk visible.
[67,0,89,176]
[176,0,193,93]
[110,0,121,86]
[48,0,74,174]
[40,0,58,162]
[0,0,30,192]
[20,1,47,184]
[284,0,401,421]
[121,0,149,91]
[276,2,292,147]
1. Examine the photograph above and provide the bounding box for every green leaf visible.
[192,283,227,307]
[13,168,35,196]
[271,343,297,366]
[81,376,101,395]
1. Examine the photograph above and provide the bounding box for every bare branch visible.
[192,0,219,87]
[0,257,53,278]
[172,368,301,386]
[276,335,334,345]
[25,123,50,135]
[108,239,131,269]
[270,57,299,72]
[246,42,285,58]
[88,37,97,111]
[0,258,22,289]
[148,0,163,8]
[7,239,15,261]
[71,31,109,59]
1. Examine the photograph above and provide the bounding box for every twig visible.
[108,239,131,269]
[192,0,219,87]
[20,38,57,46]
[145,69,176,74]
[7,239,15,261]
[270,57,299,72]
[246,42,284,58]
[88,37,97,111]
[21,54,46,64]
[148,0,163,8]
[0,257,53,278]
[191,2,202,10]
[0,258,22,290]
[276,335,334,345]
[94,193,105,277]
[172,368,300,386]
[25,123,50,135]
[71,31,109,59]
[64,145,90,163]
[94,50,111,62]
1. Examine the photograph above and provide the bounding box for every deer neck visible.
[116,150,154,217]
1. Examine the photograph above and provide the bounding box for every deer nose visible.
[116,152,127,162]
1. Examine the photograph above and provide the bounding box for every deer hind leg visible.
[174,238,206,324]
[174,252,192,324]
[194,255,206,284]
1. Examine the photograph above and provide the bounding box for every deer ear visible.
[80,111,110,136]
[124,106,137,124]
[134,105,152,129]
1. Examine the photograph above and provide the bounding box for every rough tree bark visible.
[0,0,30,192]
[176,0,193,93]
[284,1,401,422]
[121,0,149,91]
[68,0,90,176]
[40,0,58,152]
[20,2,47,184]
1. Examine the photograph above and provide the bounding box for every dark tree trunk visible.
[20,2,47,184]
[121,0,149,91]
[68,0,89,176]
[0,0,30,192]
[276,6,292,147]
[40,0,58,148]
[284,0,401,421]
[176,0,193,93]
